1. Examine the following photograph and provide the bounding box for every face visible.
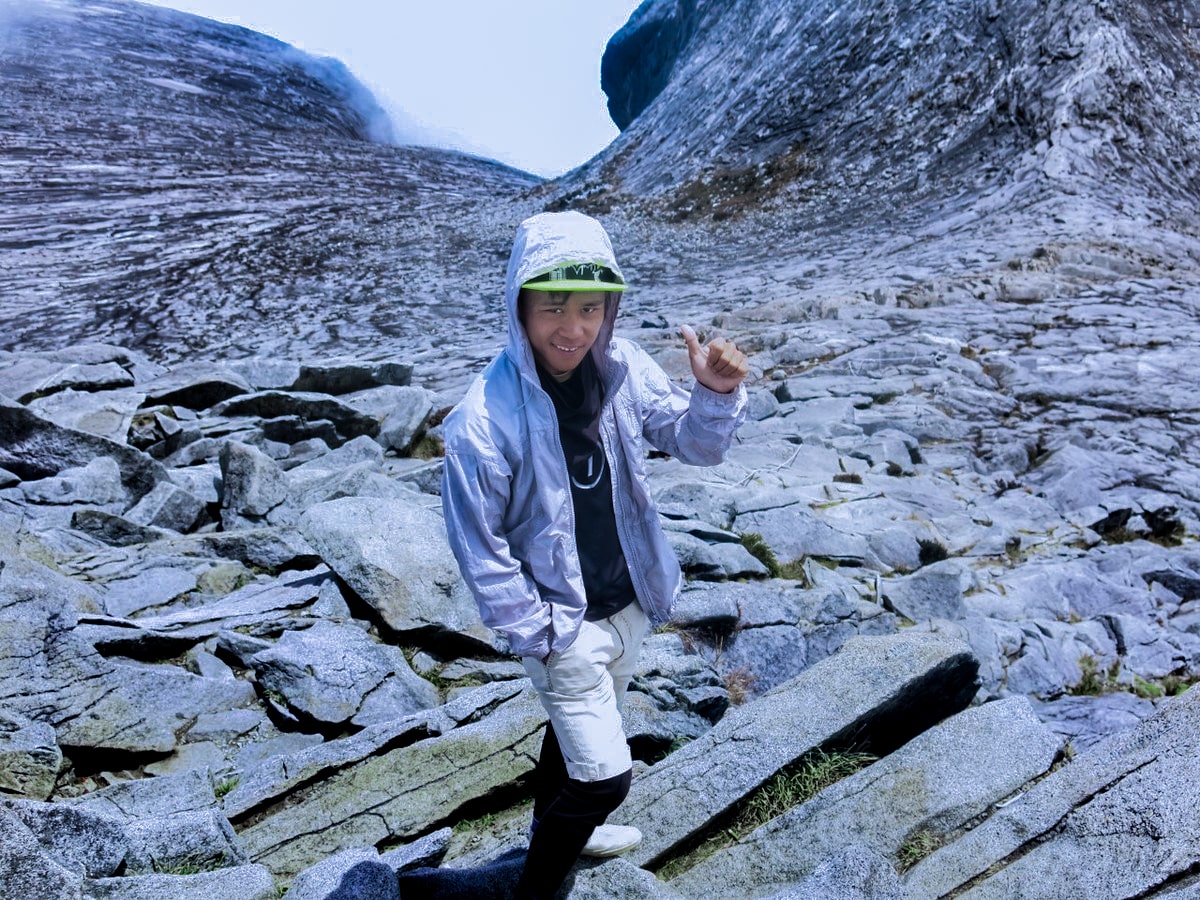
[519,290,607,381]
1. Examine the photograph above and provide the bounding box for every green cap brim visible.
[521,280,626,292]
[522,262,626,292]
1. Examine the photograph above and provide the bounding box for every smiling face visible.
[518,289,608,381]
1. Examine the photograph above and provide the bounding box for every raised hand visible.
[680,324,748,395]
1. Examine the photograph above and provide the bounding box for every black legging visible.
[515,724,632,900]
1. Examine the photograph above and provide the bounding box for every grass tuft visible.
[655,749,876,880]
[897,829,944,872]
[739,532,780,577]
[738,533,811,585]
[917,538,949,566]
[214,776,239,799]
[722,667,757,706]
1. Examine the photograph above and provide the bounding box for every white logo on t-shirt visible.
[571,450,605,490]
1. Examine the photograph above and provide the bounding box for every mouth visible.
[553,344,582,353]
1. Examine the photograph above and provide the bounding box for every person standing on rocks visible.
[439,210,748,899]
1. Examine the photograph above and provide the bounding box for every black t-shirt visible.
[537,357,635,621]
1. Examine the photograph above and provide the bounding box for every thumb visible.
[679,323,703,357]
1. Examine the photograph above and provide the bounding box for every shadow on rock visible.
[397,850,526,899]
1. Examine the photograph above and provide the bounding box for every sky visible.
[138,0,645,178]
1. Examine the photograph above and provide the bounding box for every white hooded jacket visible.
[440,211,746,659]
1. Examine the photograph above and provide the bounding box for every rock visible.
[623,632,730,757]
[0,398,166,503]
[211,391,380,444]
[438,658,526,685]
[601,0,696,129]
[122,808,247,874]
[71,508,172,546]
[140,362,252,411]
[669,583,741,630]
[26,387,144,442]
[103,566,337,646]
[997,620,1102,699]
[219,440,292,528]
[652,480,738,529]
[83,865,276,900]
[879,560,967,623]
[287,434,385,486]
[381,827,454,871]
[766,846,902,900]
[286,829,449,900]
[735,502,874,568]
[99,566,198,617]
[904,687,1200,899]
[0,710,62,800]
[232,684,545,877]
[222,684,539,822]
[21,456,126,506]
[143,741,231,777]
[69,768,219,818]
[258,414,340,448]
[0,545,256,755]
[124,481,208,532]
[565,857,686,899]
[850,428,920,476]
[376,385,434,453]
[292,359,414,395]
[4,799,129,876]
[670,698,1061,896]
[689,580,897,697]
[0,804,83,898]
[187,707,268,742]
[226,358,303,391]
[0,355,135,403]
[298,496,491,647]
[1030,692,1157,751]
[247,620,436,727]
[666,529,770,580]
[746,387,782,421]
[285,849,400,900]
[1104,612,1200,678]
[612,631,980,868]
[180,528,320,573]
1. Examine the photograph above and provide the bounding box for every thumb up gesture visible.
[680,324,748,395]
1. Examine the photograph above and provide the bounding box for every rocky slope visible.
[2,0,1200,897]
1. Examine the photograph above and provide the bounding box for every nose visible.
[558,309,586,337]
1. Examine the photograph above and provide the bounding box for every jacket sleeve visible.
[441,446,552,660]
[631,343,748,465]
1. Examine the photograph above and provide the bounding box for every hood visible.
[504,211,625,380]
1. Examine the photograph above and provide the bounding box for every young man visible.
[441,211,747,899]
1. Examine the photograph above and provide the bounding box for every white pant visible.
[522,602,650,782]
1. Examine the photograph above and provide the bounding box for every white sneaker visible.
[581,824,642,858]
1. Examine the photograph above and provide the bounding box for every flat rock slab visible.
[83,865,276,900]
[0,547,253,754]
[233,683,545,878]
[211,390,380,442]
[613,631,980,868]
[767,846,903,900]
[78,566,339,659]
[671,697,1061,897]
[248,619,437,726]
[904,686,1200,899]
